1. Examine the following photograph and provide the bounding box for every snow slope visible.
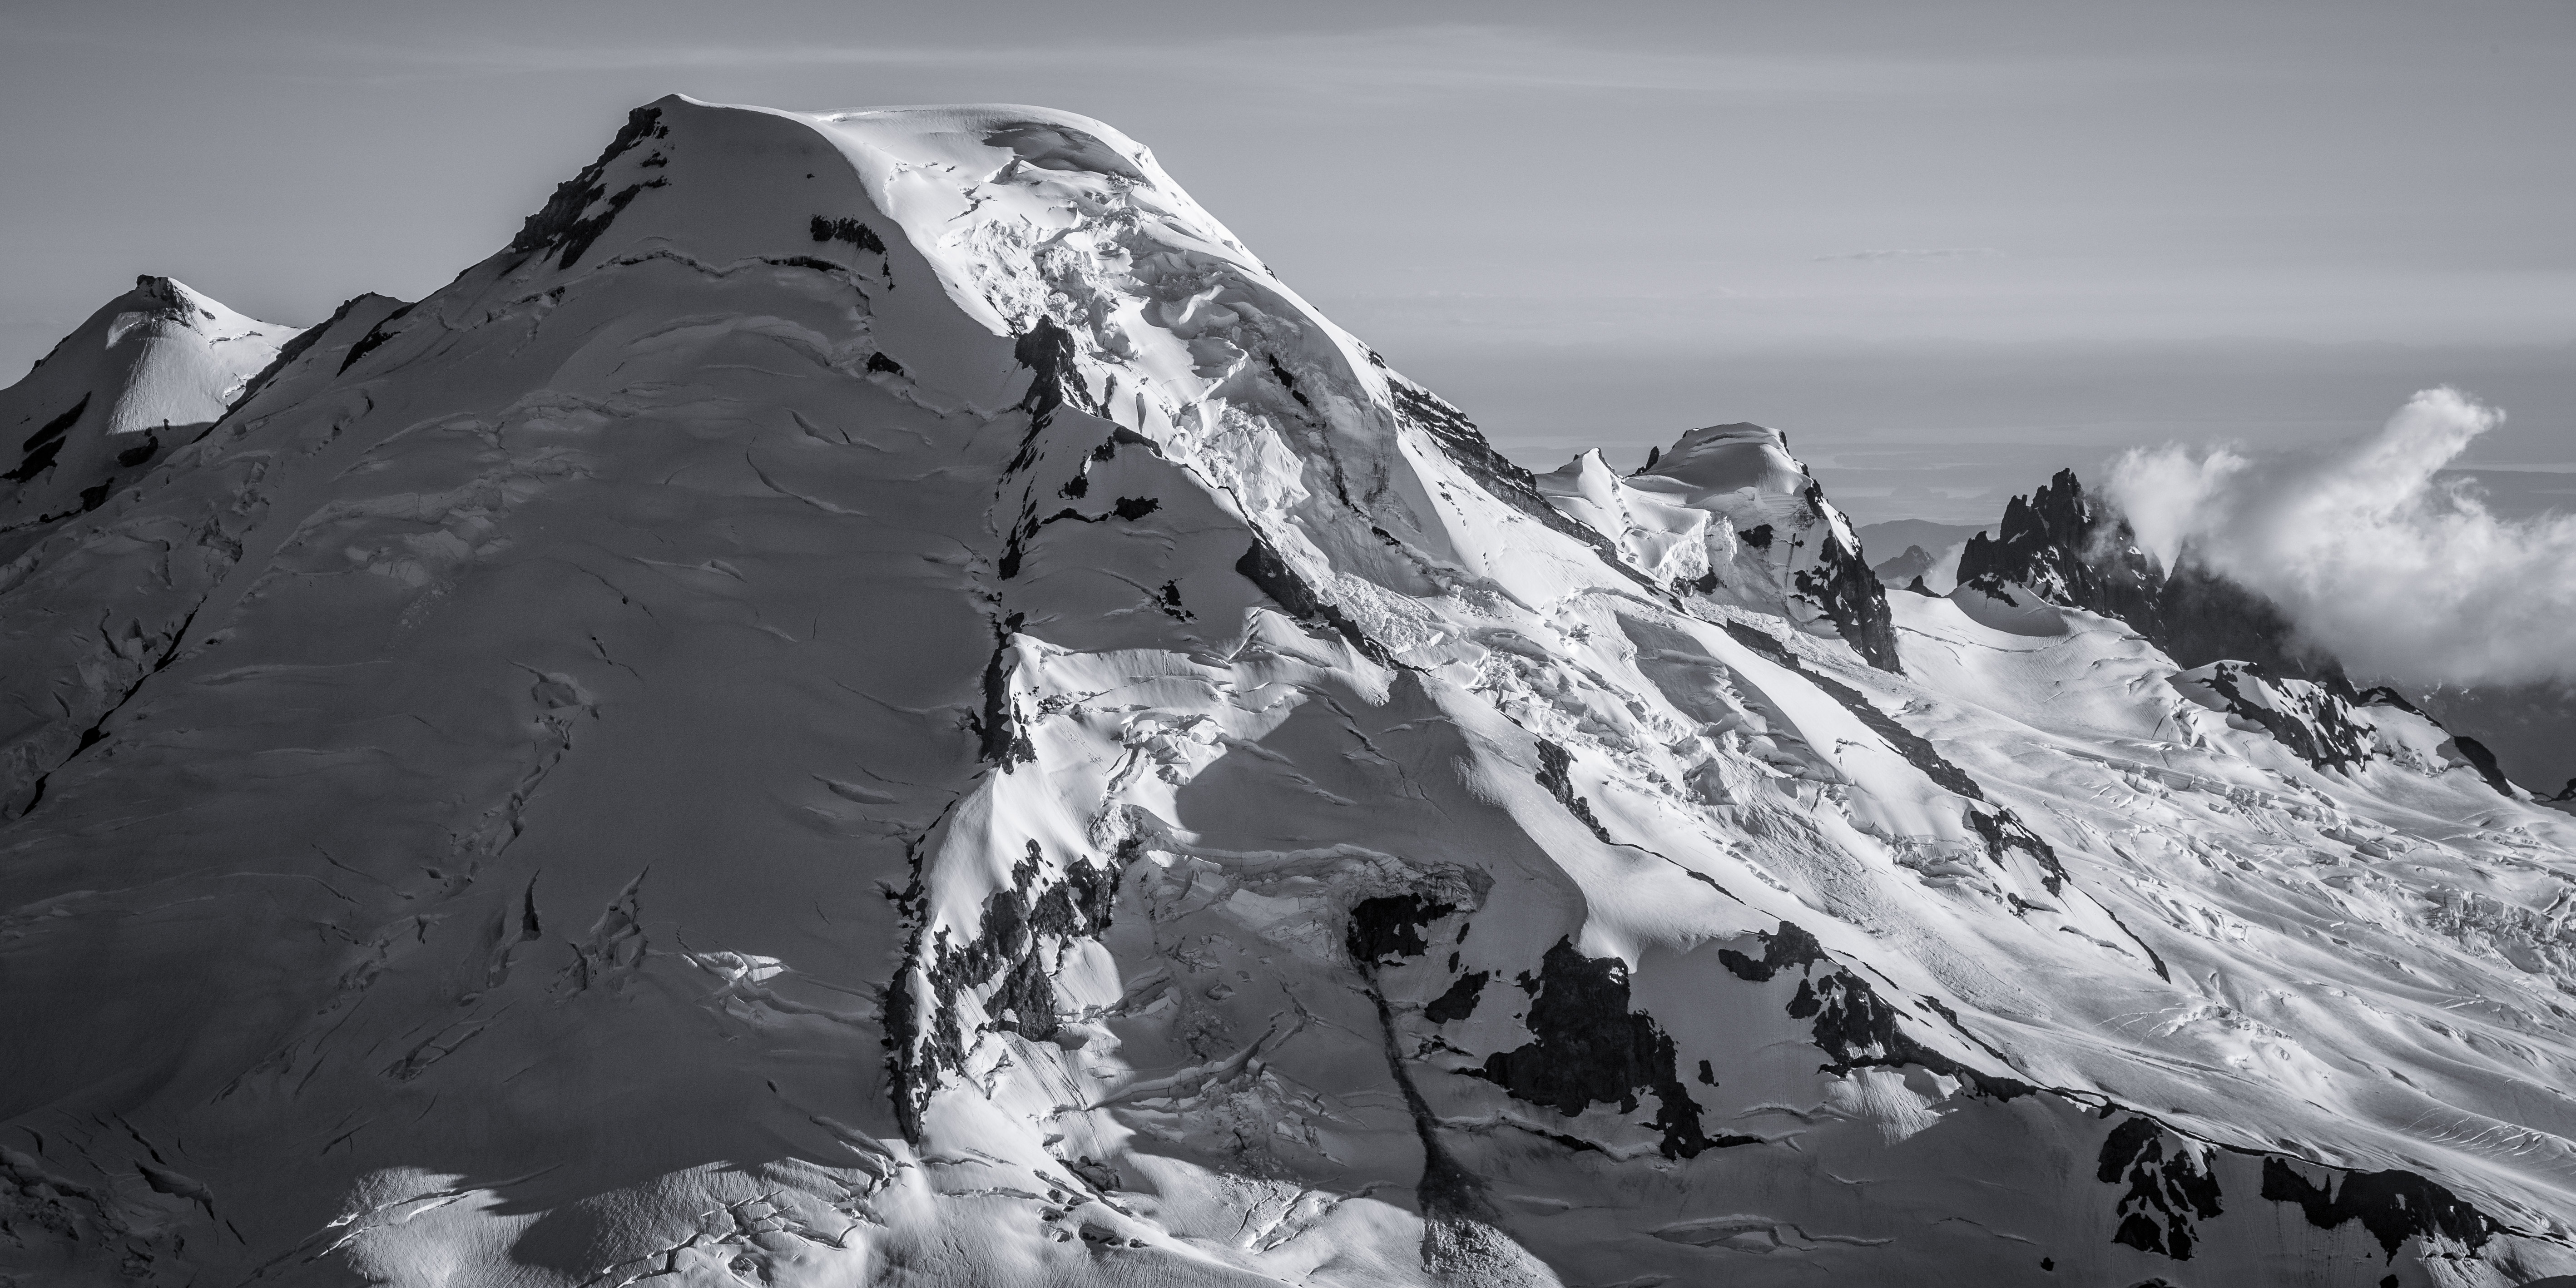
[3,95,2575,1288]
[0,276,301,555]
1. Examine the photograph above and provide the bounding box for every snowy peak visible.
[1633,421,1810,500]
[1541,422,1900,670]
[1,274,298,542]
[345,93,1614,656]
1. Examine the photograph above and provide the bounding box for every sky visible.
[4,0,2570,527]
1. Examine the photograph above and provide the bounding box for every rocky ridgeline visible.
[1951,468,2546,793]
[1954,467,2335,682]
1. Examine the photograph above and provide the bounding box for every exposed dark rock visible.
[1957,470,2162,634]
[1110,495,1159,520]
[1738,524,1773,550]
[1472,938,1717,1159]
[1263,354,1313,409]
[1964,807,2071,897]
[1425,971,1488,1024]
[6,394,87,482]
[809,215,888,255]
[1716,920,1828,981]
[1346,894,1457,966]
[114,432,159,469]
[2451,735,2514,795]
[1533,738,1613,843]
[2097,1116,2223,1260]
[1726,921,2036,1100]
[1957,468,2340,683]
[975,612,1035,769]
[889,838,1135,1139]
[2179,661,2375,774]
[866,352,905,376]
[1790,488,1904,673]
[1012,318,1087,426]
[507,105,669,272]
[337,303,417,374]
[1339,894,1516,1240]
[1233,539,1394,664]
[2357,685,2425,716]
[232,294,386,409]
[2259,1157,2492,1258]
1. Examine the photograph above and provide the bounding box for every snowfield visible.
[5,95,2575,1287]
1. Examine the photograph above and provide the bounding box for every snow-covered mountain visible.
[5,95,2576,1288]
[1,275,301,552]
[1947,467,2566,799]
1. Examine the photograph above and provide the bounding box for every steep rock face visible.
[1539,425,1902,672]
[2170,661,2378,774]
[1954,470,2551,796]
[1955,469,2162,632]
[1955,467,2332,680]
[0,276,301,554]
[2,95,2575,1288]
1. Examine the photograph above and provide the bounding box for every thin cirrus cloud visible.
[1812,248,2008,263]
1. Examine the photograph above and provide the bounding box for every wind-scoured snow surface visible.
[4,95,2576,1287]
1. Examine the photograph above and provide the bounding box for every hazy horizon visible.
[6,0,2569,527]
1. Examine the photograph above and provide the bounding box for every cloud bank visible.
[2106,387,2576,687]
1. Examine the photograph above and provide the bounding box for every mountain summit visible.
[1,275,300,545]
[5,95,2575,1287]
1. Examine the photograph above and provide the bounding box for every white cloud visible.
[2106,388,2576,686]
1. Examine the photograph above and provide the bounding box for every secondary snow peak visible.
[1541,421,1902,671]
[0,273,298,550]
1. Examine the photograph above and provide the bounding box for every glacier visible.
[4,94,2575,1287]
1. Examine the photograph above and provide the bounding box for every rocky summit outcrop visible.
[2170,661,2382,774]
[1955,467,2336,682]
[1952,469,2561,797]
[3,96,2574,1288]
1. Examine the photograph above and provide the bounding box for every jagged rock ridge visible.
[1955,468,2548,798]
[1954,466,2334,681]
